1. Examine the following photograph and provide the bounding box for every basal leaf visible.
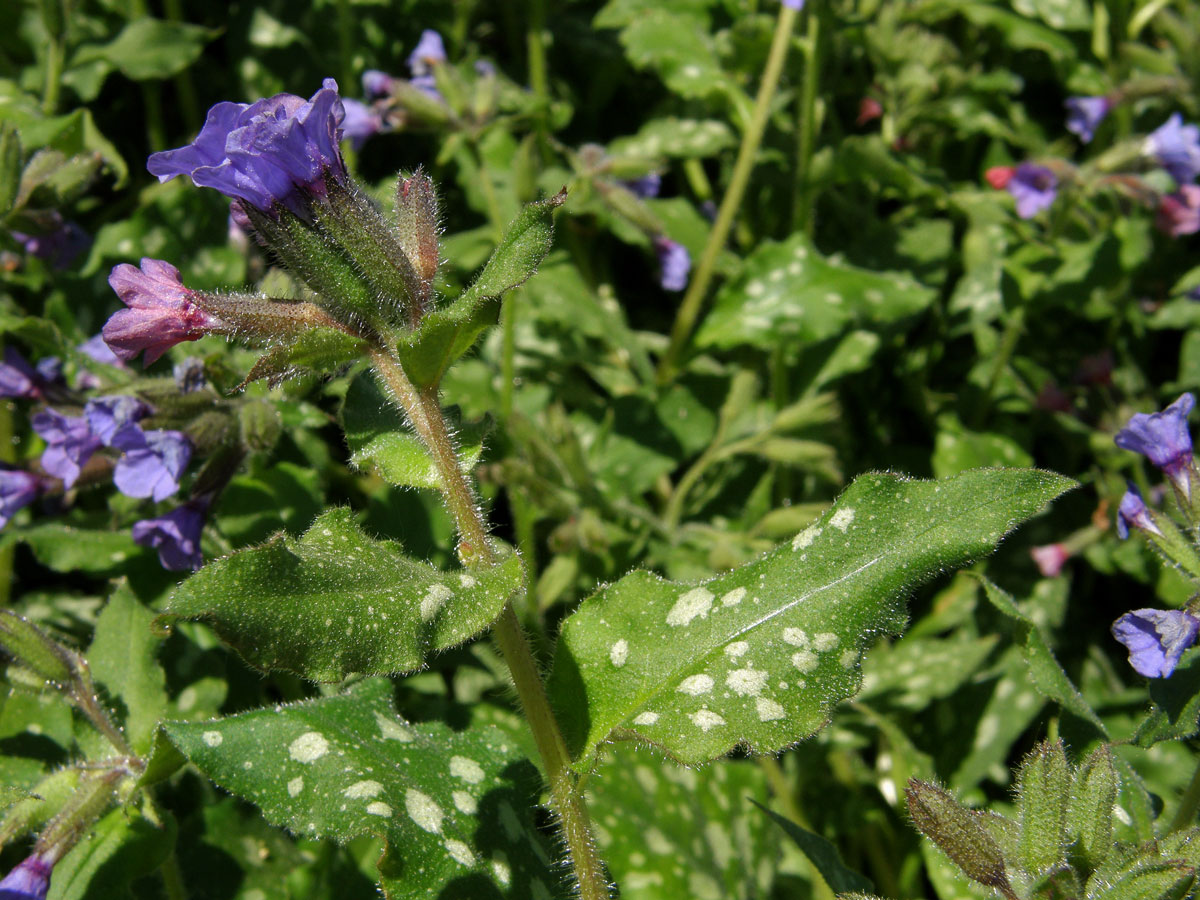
[695,233,936,351]
[397,190,564,389]
[161,508,522,682]
[340,370,490,491]
[163,680,564,900]
[589,746,777,900]
[547,469,1073,767]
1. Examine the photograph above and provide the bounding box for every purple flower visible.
[1147,114,1200,185]
[84,395,150,446]
[474,60,497,78]
[1114,393,1195,492]
[104,258,223,365]
[0,348,56,399]
[31,409,101,488]
[621,173,662,199]
[1156,185,1200,236]
[11,215,91,270]
[1007,162,1058,218]
[363,69,397,100]
[408,30,447,77]
[1065,96,1111,143]
[1112,608,1200,678]
[133,498,208,570]
[409,74,443,100]
[111,428,191,502]
[0,851,53,900]
[78,333,123,367]
[0,468,43,529]
[654,237,691,292]
[340,98,383,151]
[147,79,347,218]
[782,0,806,8]
[1116,483,1161,540]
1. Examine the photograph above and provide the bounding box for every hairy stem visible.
[793,4,822,235]
[656,3,798,383]
[368,349,611,899]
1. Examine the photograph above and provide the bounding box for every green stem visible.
[41,36,64,115]
[972,305,1026,429]
[527,0,549,109]
[1169,757,1200,833]
[162,0,201,133]
[656,4,798,383]
[368,350,610,900]
[793,4,821,234]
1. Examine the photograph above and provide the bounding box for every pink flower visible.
[1156,185,1200,237]
[1030,543,1070,578]
[103,259,223,365]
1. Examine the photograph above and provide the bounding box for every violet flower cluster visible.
[1110,393,1200,677]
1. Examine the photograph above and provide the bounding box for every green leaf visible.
[47,805,173,900]
[1132,650,1200,747]
[398,190,564,389]
[72,17,215,81]
[1094,861,1195,900]
[2,523,142,574]
[161,508,521,682]
[695,233,937,351]
[1066,745,1118,873]
[547,468,1074,768]
[341,370,491,491]
[587,746,778,899]
[608,117,736,161]
[981,579,1108,736]
[88,583,168,755]
[163,680,563,899]
[753,800,874,895]
[615,11,740,101]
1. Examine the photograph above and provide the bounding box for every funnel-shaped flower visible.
[654,237,691,292]
[363,69,397,100]
[147,79,347,218]
[1114,393,1195,493]
[1007,163,1057,218]
[111,427,191,502]
[0,468,42,529]
[0,348,60,399]
[1148,114,1200,185]
[84,395,150,446]
[31,409,101,488]
[1065,96,1111,143]
[341,98,383,151]
[133,498,207,570]
[104,259,223,365]
[1112,608,1200,678]
[1116,483,1160,540]
[408,30,447,77]
[1030,543,1069,577]
[0,851,53,900]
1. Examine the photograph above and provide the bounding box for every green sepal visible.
[905,779,1016,898]
[1015,741,1071,878]
[340,369,491,491]
[0,767,80,847]
[1066,745,1118,874]
[239,327,369,389]
[1092,861,1196,900]
[0,610,74,684]
[159,508,522,682]
[396,188,565,389]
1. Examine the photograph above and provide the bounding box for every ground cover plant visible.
[2,0,1200,898]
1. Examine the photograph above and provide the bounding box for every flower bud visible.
[0,610,74,685]
[906,780,1016,898]
[395,169,441,315]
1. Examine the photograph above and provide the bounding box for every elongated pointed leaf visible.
[547,468,1073,767]
[397,190,565,389]
[163,680,564,900]
[161,508,521,682]
[340,370,490,491]
[753,801,874,895]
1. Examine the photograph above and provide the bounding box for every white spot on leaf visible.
[449,755,485,784]
[405,789,443,833]
[724,641,749,659]
[678,674,714,695]
[610,639,629,667]
[420,583,453,621]
[830,508,855,532]
[726,668,768,696]
[287,777,304,797]
[782,628,808,646]
[289,732,329,763]
[689,710,726,732]
[375,712,414,742]
[792,526,820,550]
[791,650,819,673]
[344,780,383,799]
[813,632,839,651]
[720,587,746,607]
[633,711,659,725]
[444,839,474,866]
[756,698,786,721]
[366,801,392,817]
[202,731,223,747]
[667,588,714,626]
[453,790,477,814]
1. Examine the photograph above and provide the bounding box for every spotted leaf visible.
[160,508,521,682]
[547,469,1073,768]
[163,679,565,900]
[694,233,936,350]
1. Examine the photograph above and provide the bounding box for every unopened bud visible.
[0,611,74,685]
[396,169,441,314]
[906,780,1016,898]
[239,399,282,452]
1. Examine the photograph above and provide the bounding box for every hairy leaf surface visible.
[163,680,563,900]
[547,469,1073,767]
[161,508,520,681]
